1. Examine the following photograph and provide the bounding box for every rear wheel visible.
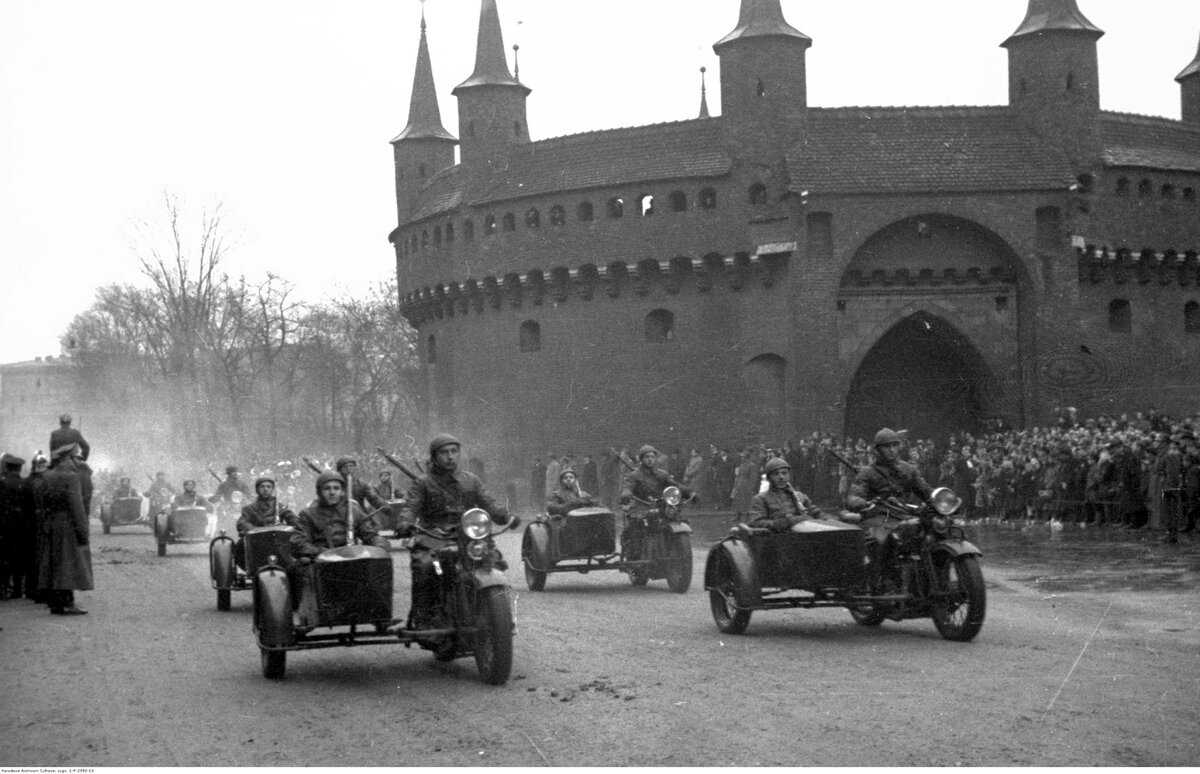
[708,552,752,634]
[931,554,986,642]
[664,533,693,593]
[473,587,513,685]
[521,527,548,592]
[261,648,286,679]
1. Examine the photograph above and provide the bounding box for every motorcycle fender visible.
[473,567,510,591]
[524,522,554,570]
[704,539,760,607]
[666,522,692,535]
[930,539,983,559]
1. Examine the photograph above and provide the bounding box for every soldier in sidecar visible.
[209,476,296,610]
[100,477,149,534]
[154,479,214,557]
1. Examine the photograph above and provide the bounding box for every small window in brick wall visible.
[1108,299,1131,333]
[503,213,516,232]
[1138,179,1153,197]
[1184,188,1196,202]
[549,205,565,226]
[644,309,675,342]
[484,215,497,236]
[526,208,540,228]
[519,320,541,352]
[1186,302,1200,334]
[446,223,455,242]
[1161,184,1176,200]
[699,188,717,210]
[578,201,594,222]
[1115,177,1130,196]
[670,191,687,212]
[639,194,654,216]
[749,183,768,205]
[464,219,474,240]
[433,226,441,247]
[607,197,625,219]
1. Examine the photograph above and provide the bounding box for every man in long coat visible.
[0,453,31,599]
[49,414,90,461]
[33,449,93,615]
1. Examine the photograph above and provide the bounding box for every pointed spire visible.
[393,7,455,142]
[1002,0,1103,47]
[698,67,710,119]
[713,0,811,52]
[1177,32,1200,82]
[454,0,530,94]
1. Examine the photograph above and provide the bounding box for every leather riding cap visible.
[429,433,461,455]
[873,428,902,447]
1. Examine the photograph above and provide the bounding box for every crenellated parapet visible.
[1076,245,1200,286]
[399,252,789,325]
[839,265,1018,291]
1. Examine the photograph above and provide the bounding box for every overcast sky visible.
[2,0,1198,365]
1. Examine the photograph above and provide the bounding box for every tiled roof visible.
[407,119,731,220]
[785,106,1075,195]
[1100,113,1200,172]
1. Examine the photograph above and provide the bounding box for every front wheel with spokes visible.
[931,554,986,642]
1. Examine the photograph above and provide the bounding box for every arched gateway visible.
[837,213,1031,442]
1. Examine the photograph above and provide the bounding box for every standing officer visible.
[33,447,93,615]
[49,414,90,462]
[399,434,515,629]
[0,454,29,599]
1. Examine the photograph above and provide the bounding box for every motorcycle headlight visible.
[232,491,244,505]
[663,487,682,507]
[461,508,492,540]
[930,487,961,516]
[466,539,489,560]
[931,515,951,535]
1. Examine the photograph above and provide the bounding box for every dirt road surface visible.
[1,516,1196,767]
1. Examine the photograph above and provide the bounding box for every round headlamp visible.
[232,491,244,504]
[930,487,961,516]
[466,540,489,560]
[663,487,682,507]
[462,508,492,540]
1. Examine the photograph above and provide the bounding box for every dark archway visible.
[844,312,993,443]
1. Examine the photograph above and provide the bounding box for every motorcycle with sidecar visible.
[704,487,986,641]
[155,494,228,557]
[253,507,517,684]
[209,523,295,611]
[521,487,693,592]
[100,495,149,534]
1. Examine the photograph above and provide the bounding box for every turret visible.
[713,0,811,149]
[452,0,531,171]
[1002,0,1104,165]
[391,11,457,223]
[1177,33,1200,126]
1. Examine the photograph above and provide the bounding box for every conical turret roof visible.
[713,0,811,51]
[1002,0,1103,47]
[453,0,530,94]
[1177,32,1200,82]
[393,14,456,143]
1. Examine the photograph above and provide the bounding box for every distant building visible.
[390,0,1200,478]
[0,357,79,456]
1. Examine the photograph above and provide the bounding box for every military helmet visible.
[637,445,659,460]
[559,467,577,481]
[254,476,275,490]
[873,428,902,447]
[225,465,239,475]
[334,456,356,470]
[763,457,790,475]
[315,471,345,493]
[429,433,460,455]
[30,452,49,473]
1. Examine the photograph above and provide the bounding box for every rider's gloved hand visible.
[507,514,522,530]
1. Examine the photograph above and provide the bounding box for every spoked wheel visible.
[664,533,693,593]
[473,587,513,685]
[261,648,286,679]
[849,606,885,626]
[521,527,548,592]
[931,554,986,642]
[708,553,752,634]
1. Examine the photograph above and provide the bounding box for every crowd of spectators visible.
[528,407,1200,541]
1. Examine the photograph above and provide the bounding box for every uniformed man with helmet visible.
[618,445,694,559]
[846,428,935,590]
[210,466,252,504]
[234,476,297,570]
[334,456,386,511]
[748,457,822,532]
[398,434,516,629]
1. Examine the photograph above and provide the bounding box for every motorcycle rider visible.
[546,468,600,516]
[209,466,251,505]
[143,472,176,511]
[846,428,935,591]
[234,476,297,570]
[619,445,693,559]
[748,457,822,532]
[334,456,387,512]
[290,471,389,564]
[398,434,516,629]
[113,477,139,499]
[171,480,213,512]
